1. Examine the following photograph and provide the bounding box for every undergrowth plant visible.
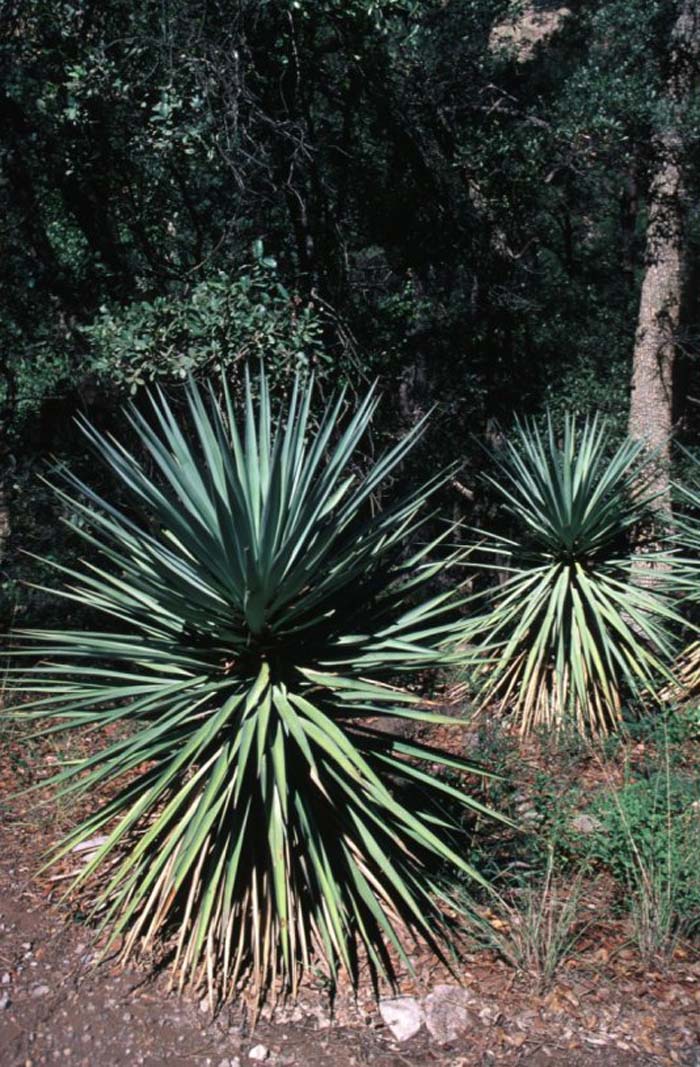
[591,745,700,960]
[8,372,502,1005]
[461,414,683,736]
[472,848,592,993]
[670,458,700,696]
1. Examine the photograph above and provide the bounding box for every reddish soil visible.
[1,718,699,1067]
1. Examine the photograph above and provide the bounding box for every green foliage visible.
[83,251,332,395]
[4,0,700,639]
[620,705,700,758]
[10,371,501,1002]
[591,770,700,953]
[4,0,675,448]
[461,414,683,735]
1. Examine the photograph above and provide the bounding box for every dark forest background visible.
[2,0,700,630]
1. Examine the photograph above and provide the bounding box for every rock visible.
[71,836,109,853]
[312,1007,331,1030]
[424,985,477,1045]
[379,997,425,1041]
[218,1059,241,1067]
[0,991,11,1010]
[31,985,50,997]
[570,813,602,834]
[248,1046,269,1062]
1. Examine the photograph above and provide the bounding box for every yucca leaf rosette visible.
[461,414,683,735]
[10,372,499,1002]
[667,453,700,695]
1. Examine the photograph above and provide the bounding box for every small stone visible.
[424,985,476,1044]
[71,836,109,854]
[32,985,50,998]
[570,813,602,834]
[379,997,425,1041]
[1,973,10,985]
[0,991,11,1010]
[122,1012,132,1023]
[248,1046,269,1061]
[313,1008,331,1030]
[218,1059,241,1067]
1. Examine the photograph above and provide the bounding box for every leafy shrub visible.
[10,371,500,1003]
[613,705,700,764]
[83,247,333,395]
[461,413,682,735]
[591,771,700,955]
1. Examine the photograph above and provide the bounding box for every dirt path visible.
[1,727,699,1067]
[1,816,696,1067]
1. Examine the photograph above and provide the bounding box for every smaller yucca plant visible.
[460,413,683,736]
[668,455,700,695]
[8,371,501,1005]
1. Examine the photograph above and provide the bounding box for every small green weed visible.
[590,759,700,959]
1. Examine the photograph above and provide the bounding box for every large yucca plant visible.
[10,373,498,1004]
[461,413,683,736]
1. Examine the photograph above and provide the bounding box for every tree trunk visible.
[628,143,685,508]
[628,0,700,511]
[0,485,8,566]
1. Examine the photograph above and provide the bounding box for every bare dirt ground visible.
[1,720,700,1067]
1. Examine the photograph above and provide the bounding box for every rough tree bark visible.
[0,485,8,568]
[628,0,700,511]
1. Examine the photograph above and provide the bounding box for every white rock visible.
[379,997,425,1041]
[424,985,476,1044]
[248,1046,269,1062]
[71,836,109,853]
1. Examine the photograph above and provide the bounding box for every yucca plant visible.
[460,413,683,736]
[668,455,700,695]
[9,372,499,1004]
